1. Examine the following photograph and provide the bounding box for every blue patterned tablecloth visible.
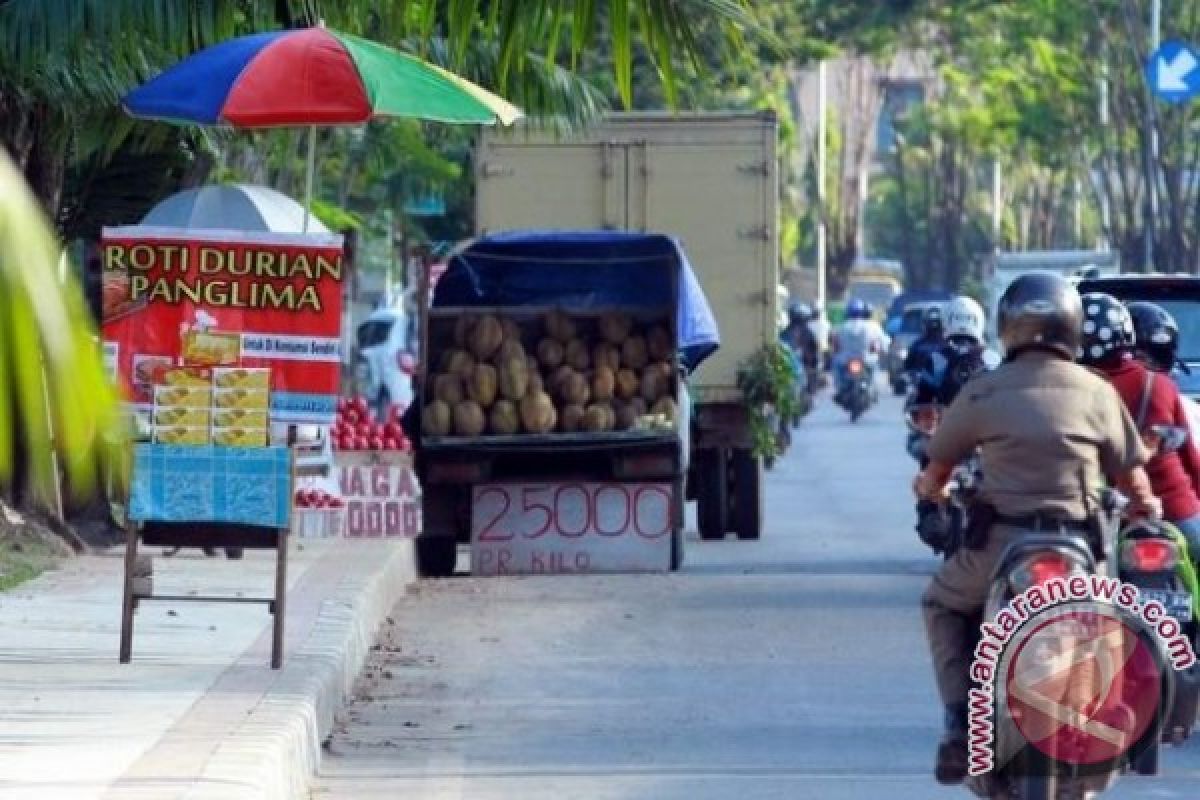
[130,445,292,528]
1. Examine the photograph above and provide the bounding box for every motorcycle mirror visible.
[1149,424,1189,454]
[1100,487,1129,515]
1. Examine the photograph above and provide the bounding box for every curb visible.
[161,540,415,800]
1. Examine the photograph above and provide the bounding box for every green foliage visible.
[0,149,121,507]
[736,343,800,464]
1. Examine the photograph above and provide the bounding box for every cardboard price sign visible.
[100,227,344,423]
[337,455,421,538]
[470,482,674,575]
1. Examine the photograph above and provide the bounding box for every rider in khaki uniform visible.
[913,272,1159,785]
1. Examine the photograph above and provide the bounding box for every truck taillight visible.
[427,461,488,484]
[614,453,677,480]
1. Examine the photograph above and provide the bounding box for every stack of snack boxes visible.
[212,368,270,447]
[153,368,213,445]
[151,367,271,448]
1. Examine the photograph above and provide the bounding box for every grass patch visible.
[0,516,67,591]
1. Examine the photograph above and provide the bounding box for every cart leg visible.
[119,524,139,663]
[271,526,288,669]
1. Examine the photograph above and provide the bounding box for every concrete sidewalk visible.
[0,537,416,800]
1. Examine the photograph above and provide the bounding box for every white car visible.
[354,307,416,417]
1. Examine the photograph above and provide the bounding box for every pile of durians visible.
[421,309,678,437]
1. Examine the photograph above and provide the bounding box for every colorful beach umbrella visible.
[123,26,522,229]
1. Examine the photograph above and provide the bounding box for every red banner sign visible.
[100,227,344,423]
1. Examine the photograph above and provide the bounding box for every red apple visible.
[383,436,399,451]
[328,496,345,509]
[336,397,349,413]
[369,436,384,451]
[353,396,369,415]
[400,439,412,453]
[355,436,370,451]
[344,409,359,425]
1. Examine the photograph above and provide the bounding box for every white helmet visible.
[944,296,985,342]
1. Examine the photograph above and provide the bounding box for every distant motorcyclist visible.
[907,297,990,553]
[903,305,946,389]
[909,297,988,410]
[808,302,832,372]
[784,302,820,373]
[915,273,1158,785]
[831,298,888,403]
[1085,294,1200,559]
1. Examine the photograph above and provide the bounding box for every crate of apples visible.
[293,489,346,538]
[293,488,344,509]
[331,396,411,452]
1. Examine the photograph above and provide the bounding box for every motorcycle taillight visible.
[848,359,864,376]
[1009,553,1074,593]
[1121,538,1179,573]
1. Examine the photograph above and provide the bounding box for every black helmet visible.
[1078,292,1135,366]
[922,305,944,337]
[1127,301,1179,372]
[997,272,1083,360]
[789,302,814,324]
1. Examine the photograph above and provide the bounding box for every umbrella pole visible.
[302,125,317,233]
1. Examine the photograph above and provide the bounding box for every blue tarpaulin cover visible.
[433,231,720,371]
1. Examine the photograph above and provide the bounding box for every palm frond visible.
[0,147,120,506]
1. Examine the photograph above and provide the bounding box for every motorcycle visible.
[906,401,979,559]
[836,356,875,421]
[1116,423,1200,773]
[965,492,1128,799]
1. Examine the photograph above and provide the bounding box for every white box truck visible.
[476,112,779,541]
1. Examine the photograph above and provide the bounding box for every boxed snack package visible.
[155,386,212,408]
[182,330,241,366]
[160,367,213,387]
[214,367,271,390]
[212,408,269,428]
[154,407,212,427]
[213,388,270,410]
[212,427,269,447]
[154,426,211,445]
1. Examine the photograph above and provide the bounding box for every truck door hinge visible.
[737,225,770,241]
[481,163,514,179]
[737,161,770,177]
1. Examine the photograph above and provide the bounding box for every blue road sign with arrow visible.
[1147,40,1200,104]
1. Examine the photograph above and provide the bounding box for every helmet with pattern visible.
[1078,292,1135,366]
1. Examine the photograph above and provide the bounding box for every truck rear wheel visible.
[415,535,458,578]
[694,448,728,540]
[730,448,763,540]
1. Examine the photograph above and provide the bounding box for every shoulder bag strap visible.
[1135,370,1156,430]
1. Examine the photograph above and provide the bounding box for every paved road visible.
[313,391,1200,799]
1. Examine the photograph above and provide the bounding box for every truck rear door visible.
[629,139,774,397]
[476,140,628,232]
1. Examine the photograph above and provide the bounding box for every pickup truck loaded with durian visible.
[412,232,719,577]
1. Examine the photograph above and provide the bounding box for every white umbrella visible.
[140,184,332,233]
